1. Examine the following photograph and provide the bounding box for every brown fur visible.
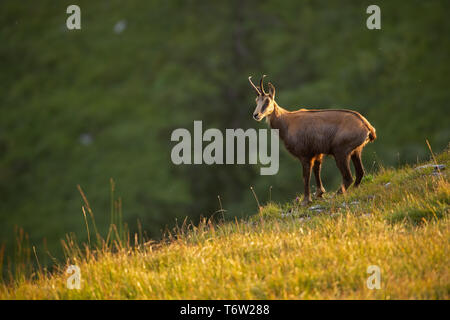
[249,76,376,205]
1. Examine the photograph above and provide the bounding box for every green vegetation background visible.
[1,0,449,263]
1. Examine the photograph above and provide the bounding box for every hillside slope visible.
[2,1,450,261]
[0,150,449,299]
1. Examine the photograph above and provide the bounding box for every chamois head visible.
[249,75,276,121]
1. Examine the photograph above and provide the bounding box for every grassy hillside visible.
[1,0,450,264]
[1,149,448,299]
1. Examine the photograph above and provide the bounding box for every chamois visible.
[249,75,376,205]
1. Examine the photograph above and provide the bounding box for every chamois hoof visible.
[301,198,312,206]
[315,189,326,198]
[336,186,347,195]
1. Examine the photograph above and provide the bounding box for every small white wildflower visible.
[79,133,93,146]
[114,20,127,34]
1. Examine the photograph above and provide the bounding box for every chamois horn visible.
[248,76,261,95]
[259,75,267,95]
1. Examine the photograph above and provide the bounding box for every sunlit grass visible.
[0,150,449,299]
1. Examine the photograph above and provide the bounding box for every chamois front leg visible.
[313,155,326,198]
[301,158,313,205]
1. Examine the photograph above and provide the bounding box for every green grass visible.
[0,150,449,299]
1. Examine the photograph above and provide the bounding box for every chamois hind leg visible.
[300,157,313,205]
[335,153,354,194]
[313,154,326,198]
[351,149,365,187]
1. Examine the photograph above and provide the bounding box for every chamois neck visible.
[268,101,288,129]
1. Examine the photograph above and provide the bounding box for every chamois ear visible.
[268,82,276,99]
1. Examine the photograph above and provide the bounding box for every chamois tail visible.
[359,114,376,142]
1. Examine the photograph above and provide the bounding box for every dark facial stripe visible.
[261,99,269,112]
